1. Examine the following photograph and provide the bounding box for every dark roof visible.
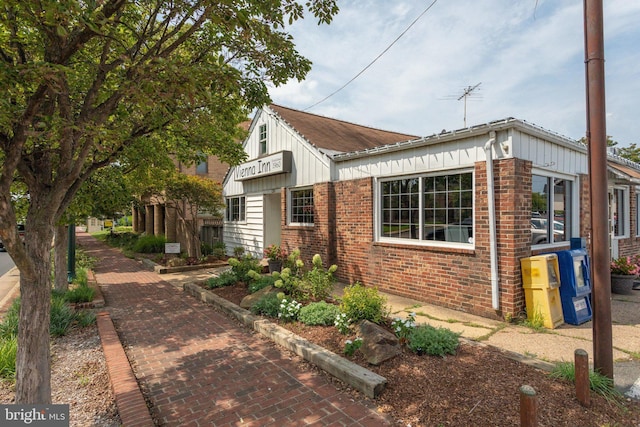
[269,104,419,154]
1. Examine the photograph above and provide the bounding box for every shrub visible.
[50,295,76,337]
[201,242,214,256]
[212,241,226,259]
[206,271,238,289]
[391,312,417,344]
[228,254,262,283]
[277,298,302,322]
[250,293,281,318]
[0,337,17,380]
[299,301,341,326]
[334,312,351,334]
[299,254,337,302]
[343,337,363,357]
[248,274,277,294]
[132,234,166,253]
[102,230,139,250]
[233,246,245,257]
[75,310,97,327]
[75,249,97,270]
[408,324,460,357]
[64,284,95,303]
[340,283,388,324]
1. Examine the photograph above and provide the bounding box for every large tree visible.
[0,0,338,403]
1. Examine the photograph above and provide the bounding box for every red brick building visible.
[223,104,640,320]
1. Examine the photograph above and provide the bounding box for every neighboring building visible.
[132,151,234,252]
[223,104,640,320]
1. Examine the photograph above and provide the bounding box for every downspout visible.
[484,131,499,310]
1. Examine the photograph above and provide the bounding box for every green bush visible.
[50,295,76,337]
[63,284,95,303]
[0,337,17,379]
[250,293,281,318]
[206,271,238,289]
[75,249,97,270]
[75,310,97,328]
[298,254,337,302]
[299,301,341,326]
[201,242,214,256]
[102,230,139,250]
[408,324,460,357]
[339,283,388,324]
[248,274,276,294]
[0,299,19,339]
[132,234,166,253]
[228,255,261,283]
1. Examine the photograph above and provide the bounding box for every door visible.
[263,193,282,252]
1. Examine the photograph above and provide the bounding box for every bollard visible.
[520,385,538,427]
[575,349,591,407]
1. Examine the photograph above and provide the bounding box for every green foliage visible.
[201,242,214,256]
[248,274,276,294]
[334,312,351,334]
[550,362,622,401]
[233,246,246,258]
[298,254,337,302]
[99,231,140,251]
[63,284,95,304]
[75,250,97,271]
[250,293,281,318]
[0,300,20,339]
[298,301,341,326]
[391,312,417,343]
[522,307,546,331]
[277,298,301,322]
[132,234,167,253]
[228,255,262,283]
[206,271,238,289]
[209,241,226,259]
[408,325,460,357]
[0,337,17,380]
[50,295,77,337]
[75,310,97,328]
[343,338,362,357]
[340,283,388,324]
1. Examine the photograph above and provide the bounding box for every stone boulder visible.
[356,320,401,365]
[240,285,279,310]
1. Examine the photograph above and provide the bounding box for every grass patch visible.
[550,362,623,402]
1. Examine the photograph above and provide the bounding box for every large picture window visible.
[290,188,314,225]
[380,172,473,245]
[226,196,245,222]
[531,175,572,245]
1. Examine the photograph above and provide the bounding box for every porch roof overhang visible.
[608,160,640,184]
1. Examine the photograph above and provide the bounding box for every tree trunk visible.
[54,224,69,292]
[15,229,53,403]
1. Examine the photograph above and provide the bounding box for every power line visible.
[304,0,439,111]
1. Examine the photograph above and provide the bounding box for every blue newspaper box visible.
[553,249,592,325]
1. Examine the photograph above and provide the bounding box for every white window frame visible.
[288,187,314,226]
[226,196,246,222]
[612,186,630,239]
[259,124,267,156]
[375,169,475,249]
[635,186,640,237]
[531,171,577,248]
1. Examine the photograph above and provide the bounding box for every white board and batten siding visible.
[223,106,332,255]
[510,128,588,176]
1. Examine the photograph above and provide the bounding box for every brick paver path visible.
[78,233,391,426]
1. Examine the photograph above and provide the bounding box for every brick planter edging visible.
[96,312,155,427]
[182,282,388,398]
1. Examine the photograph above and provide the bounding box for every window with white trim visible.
[259,124,267,155]
[635,188,640,237]
[612,187,628,237]
[380,171,473,245]
[290,188,314,225]
[226,196,245,222]
[531,175,572,245]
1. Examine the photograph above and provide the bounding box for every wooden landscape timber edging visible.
[182,282,388,398]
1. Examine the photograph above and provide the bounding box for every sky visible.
[268,0,640,147]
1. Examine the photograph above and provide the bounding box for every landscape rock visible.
[356,320,401,365]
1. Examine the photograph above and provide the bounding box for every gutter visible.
[484,131,500,310]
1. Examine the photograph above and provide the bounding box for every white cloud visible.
[270,0,639,145]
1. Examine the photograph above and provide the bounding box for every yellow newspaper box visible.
[520,254,564,329]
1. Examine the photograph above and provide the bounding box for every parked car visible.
[0,224,25,251]
[531,218,563,245]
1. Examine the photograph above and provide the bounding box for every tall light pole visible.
[584,0,613,379]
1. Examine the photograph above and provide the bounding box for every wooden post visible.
[575,349,591,407]
[520,385,538,427]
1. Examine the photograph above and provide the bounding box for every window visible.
[259,124,267,155]
[531,175,572,245]
[226,196,245,222]
[635,189,640,237]
[612,187,628,237]
[380,172,473,245]
[290,188,314,225]
[196,159,208,174]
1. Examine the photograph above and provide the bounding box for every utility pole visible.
[584,0,613,379]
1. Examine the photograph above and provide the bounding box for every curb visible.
[182,282,388,399]
[96,311,155,427]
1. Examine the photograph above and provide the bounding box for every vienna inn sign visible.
[234,151,292,181]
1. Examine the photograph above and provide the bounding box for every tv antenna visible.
[442,83,482,127]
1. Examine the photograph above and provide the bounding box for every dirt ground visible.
[211,281,640,427]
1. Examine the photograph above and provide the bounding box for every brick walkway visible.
[78,232,391,427]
